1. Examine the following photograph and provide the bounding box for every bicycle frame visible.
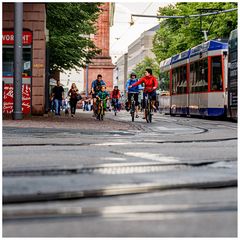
[130,95,135,122]
[112,98,118,116]
[144,93,153,123]
[96,99,106,121]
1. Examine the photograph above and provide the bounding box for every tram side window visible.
[191,62,199,92]
[199,58,208,92]
[172,68,177,94]
[190,63,196,93]
[178,65,187,94]
[190,59,208,92]
[2,47,32,77]
[211,56,223,91]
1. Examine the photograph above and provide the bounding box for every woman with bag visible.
[68,83,80,117]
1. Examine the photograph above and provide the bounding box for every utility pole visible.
[86,64,89,97]
[45,29,50,114]
[13,2,23,120]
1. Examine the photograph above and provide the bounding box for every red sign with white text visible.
[3,84,31,114]
[2,31,32,45]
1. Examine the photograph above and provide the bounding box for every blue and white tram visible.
[159,57,171,114]
[170,49,190,116]
[159,40,229,118]
[188,40,228,117]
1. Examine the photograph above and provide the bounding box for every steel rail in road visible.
[3,202,237,220]
[3,159,236,177]
[3,179,237,204]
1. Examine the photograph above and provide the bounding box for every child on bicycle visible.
[96,85,110,112]
[111,86,121,111]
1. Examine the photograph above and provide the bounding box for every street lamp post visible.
[86,64,89,97]
[13,2,23,120]
[44,29,50,114]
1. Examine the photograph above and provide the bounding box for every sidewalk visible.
[2,110,135,131]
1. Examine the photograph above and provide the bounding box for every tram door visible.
[2,30,32,114]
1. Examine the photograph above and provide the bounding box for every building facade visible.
[84,3,114,94]
[114,25,159,95]
[113,53,128,95]
[2,3,47,115]
[128,25,159,72]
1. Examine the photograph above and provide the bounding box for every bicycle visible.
[112,98,118,116]
[144,93,153,123]
[130,95,135,122]
[96,98,106,121]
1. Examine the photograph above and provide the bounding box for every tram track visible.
[3,179,237,205]
[2,136,237,147]
[3,159,236,177]
[3,201,237,221]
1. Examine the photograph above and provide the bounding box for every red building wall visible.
[85,3,114,93]
[2,3,46,115]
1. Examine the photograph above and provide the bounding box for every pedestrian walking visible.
[68,83,79,117]
[51,80,64,116]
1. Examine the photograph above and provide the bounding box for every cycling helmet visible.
[130,72,137,77]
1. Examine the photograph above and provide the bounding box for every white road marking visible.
[93,142,152,146]
[123,152,179,163]
[100,157,127,161]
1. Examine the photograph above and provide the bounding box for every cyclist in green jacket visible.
[96,85,110,111]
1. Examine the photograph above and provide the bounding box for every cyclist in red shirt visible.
[129,68,158,116]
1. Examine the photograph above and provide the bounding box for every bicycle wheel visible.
[96,104,100,120]
[149,97,154,123]
[114,104,117,116]
[144,100,149,123]
[100,106,104,121]
[148,100,152,123]
[149,107,152,123]
[131,100,135,122]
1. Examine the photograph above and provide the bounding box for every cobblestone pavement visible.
[2,110,136,131]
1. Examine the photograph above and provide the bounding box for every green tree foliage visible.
[47,3,102,72]
[153,2,238,63]
[132,57,160,80]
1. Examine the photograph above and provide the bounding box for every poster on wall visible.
[3,83,31,114]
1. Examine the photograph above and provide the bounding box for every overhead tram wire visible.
[131,8,238,20]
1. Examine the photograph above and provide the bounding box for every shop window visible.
[2,47,32,77]
[211,56,223,91]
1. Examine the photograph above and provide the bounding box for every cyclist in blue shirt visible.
[125,72,143,118]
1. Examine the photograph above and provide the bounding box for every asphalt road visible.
[2,111,238,237]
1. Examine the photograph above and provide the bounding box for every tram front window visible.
[211,56,223,91]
